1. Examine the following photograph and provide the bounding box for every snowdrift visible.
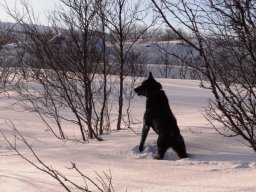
[0,78,256,192]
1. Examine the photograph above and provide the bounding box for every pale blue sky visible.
[0,0,155,25]
[0,0,157,27]
[0,0,60,24]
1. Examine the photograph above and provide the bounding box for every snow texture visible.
[1,78,256,192]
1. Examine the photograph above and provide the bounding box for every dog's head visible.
[134,72,162,98]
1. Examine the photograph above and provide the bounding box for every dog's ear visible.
[149,72,154,80]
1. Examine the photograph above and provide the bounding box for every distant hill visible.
[0,21,56,35]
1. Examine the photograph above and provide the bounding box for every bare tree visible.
[0,22,19,91]
[2,0,154,141]
[1,0,115,141]
[152,0,256,151]
[106,0,155,130]
[96,0,110,135]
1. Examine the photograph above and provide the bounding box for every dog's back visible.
[145,89,179,135]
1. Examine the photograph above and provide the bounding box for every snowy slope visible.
[0,78,256,192]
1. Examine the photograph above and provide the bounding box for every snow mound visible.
[133,141,180,161]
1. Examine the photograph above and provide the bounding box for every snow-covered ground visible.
[0,78,256,192]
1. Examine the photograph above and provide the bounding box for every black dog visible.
[134,72,188,159]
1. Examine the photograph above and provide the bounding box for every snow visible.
[1,78,256,192]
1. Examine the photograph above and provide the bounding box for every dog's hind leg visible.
[139,125,150,152]
[156,135,170,160]
[172,135,188,159]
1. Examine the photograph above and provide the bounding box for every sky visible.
[0,0,158,28]
[0,0,60,25]
[0,0,156,26]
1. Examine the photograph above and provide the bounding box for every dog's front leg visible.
[139,125,150,152]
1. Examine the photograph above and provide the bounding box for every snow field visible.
[1,78,256,192]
